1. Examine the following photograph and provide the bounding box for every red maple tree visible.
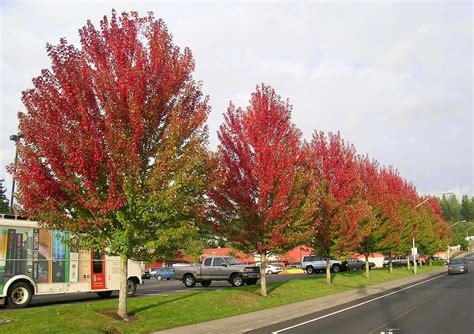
[209,84,306,296]
[10,11,211,318]
[304,131,363,283]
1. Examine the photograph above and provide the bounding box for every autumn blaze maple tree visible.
[10,11,211,318]
[304,132,363,284]
[209,85,306,296]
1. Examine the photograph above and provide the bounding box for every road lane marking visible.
[271,274,446,333]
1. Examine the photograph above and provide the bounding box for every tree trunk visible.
[389,252,393,274]
[326,258,331,285]
[117,254,129,320]
[419,257,423,267]
[365,255,370,278]
[407,254,411,271]
[259,252,267,296]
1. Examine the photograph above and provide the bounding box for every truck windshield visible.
[223,257,241,265]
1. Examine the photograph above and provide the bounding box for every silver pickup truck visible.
[174,256,260,288]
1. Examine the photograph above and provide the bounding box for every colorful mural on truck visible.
[0,227,83,292]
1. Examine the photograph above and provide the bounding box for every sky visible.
[0,0,472,203]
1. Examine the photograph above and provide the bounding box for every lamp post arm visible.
[415,196,434,209]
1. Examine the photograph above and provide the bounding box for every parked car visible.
[286,264,301,269]
[142,268,151,279]
[448,258,469,275]
[384,255,425,267]
[301,255,342,274]
[149,268,160,277]
[174,256,260,287]
[266,264,283,275]
[342,258,375,271]
[383,256,413,267]
[154,267,175,280]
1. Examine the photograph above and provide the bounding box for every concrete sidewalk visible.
[154,268,445,334]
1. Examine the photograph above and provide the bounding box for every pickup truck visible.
[174,256,260,288]
[383,255,425,267]
[341,258,376,271]
[301,255,342,274]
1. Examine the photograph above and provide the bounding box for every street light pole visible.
[466,226,474,238]
[447,220,467,262]
[414,191,454,273]
[9,133,23,214]
[451,220,466,228]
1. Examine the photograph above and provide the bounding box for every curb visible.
[153,268,445,334]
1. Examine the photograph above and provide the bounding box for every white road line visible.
[271,274,446,334]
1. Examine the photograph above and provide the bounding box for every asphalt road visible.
[248,254,474,334]
[2,272,310,308]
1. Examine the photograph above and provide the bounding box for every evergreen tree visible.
[0,179,9,213]
[460,195,473,221]
[439,194,462,223]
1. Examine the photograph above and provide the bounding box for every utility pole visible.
[9,133,23,213]
[412,237,417,274]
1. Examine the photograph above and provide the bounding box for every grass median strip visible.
[0,265,442,333]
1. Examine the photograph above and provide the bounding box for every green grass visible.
[0,265,442,334]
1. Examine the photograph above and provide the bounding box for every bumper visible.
[242,272,260,279]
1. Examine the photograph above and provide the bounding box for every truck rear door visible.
[201,257,213,280]
[211,257,228,280]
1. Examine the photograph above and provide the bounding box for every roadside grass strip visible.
[0,266,443,333]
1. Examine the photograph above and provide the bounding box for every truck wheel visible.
[245,279,258,285]
[231,274,244,287]
[156,275,162,280]
[97,291,113,298]
[267,270,273,275]
[126,278,137,297]
[7,282,33,309]
[332,264,341,273]
[184,274,196,288]
[201,280,212,287]
[306,266,315,275]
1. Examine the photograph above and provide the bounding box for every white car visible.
[266,264,283,275]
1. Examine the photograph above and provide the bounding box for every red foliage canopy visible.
[11,11,208,227]
[209,84,303,254]
[305,132,362,254]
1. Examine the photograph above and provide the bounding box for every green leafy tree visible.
[183,237,207,263]
[0,180,9,214]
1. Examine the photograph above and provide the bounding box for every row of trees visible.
[210,86,450,287]
[9,11,450,318]
[439,194,474,223]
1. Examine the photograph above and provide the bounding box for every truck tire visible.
[306,266,315,275]
[156,275,162,280]
[7,281,33,309]
[267,270,273,275]
[97,291,113,298]
[201,280,212,287]
[126,278,137,297]
[230,274,244,287]
[245,279,258,285]
[184,274,196,288]
[332,264,341,273]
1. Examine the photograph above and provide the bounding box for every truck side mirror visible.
[221,263,227,267]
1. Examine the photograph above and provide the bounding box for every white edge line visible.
[271,273,446,334]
